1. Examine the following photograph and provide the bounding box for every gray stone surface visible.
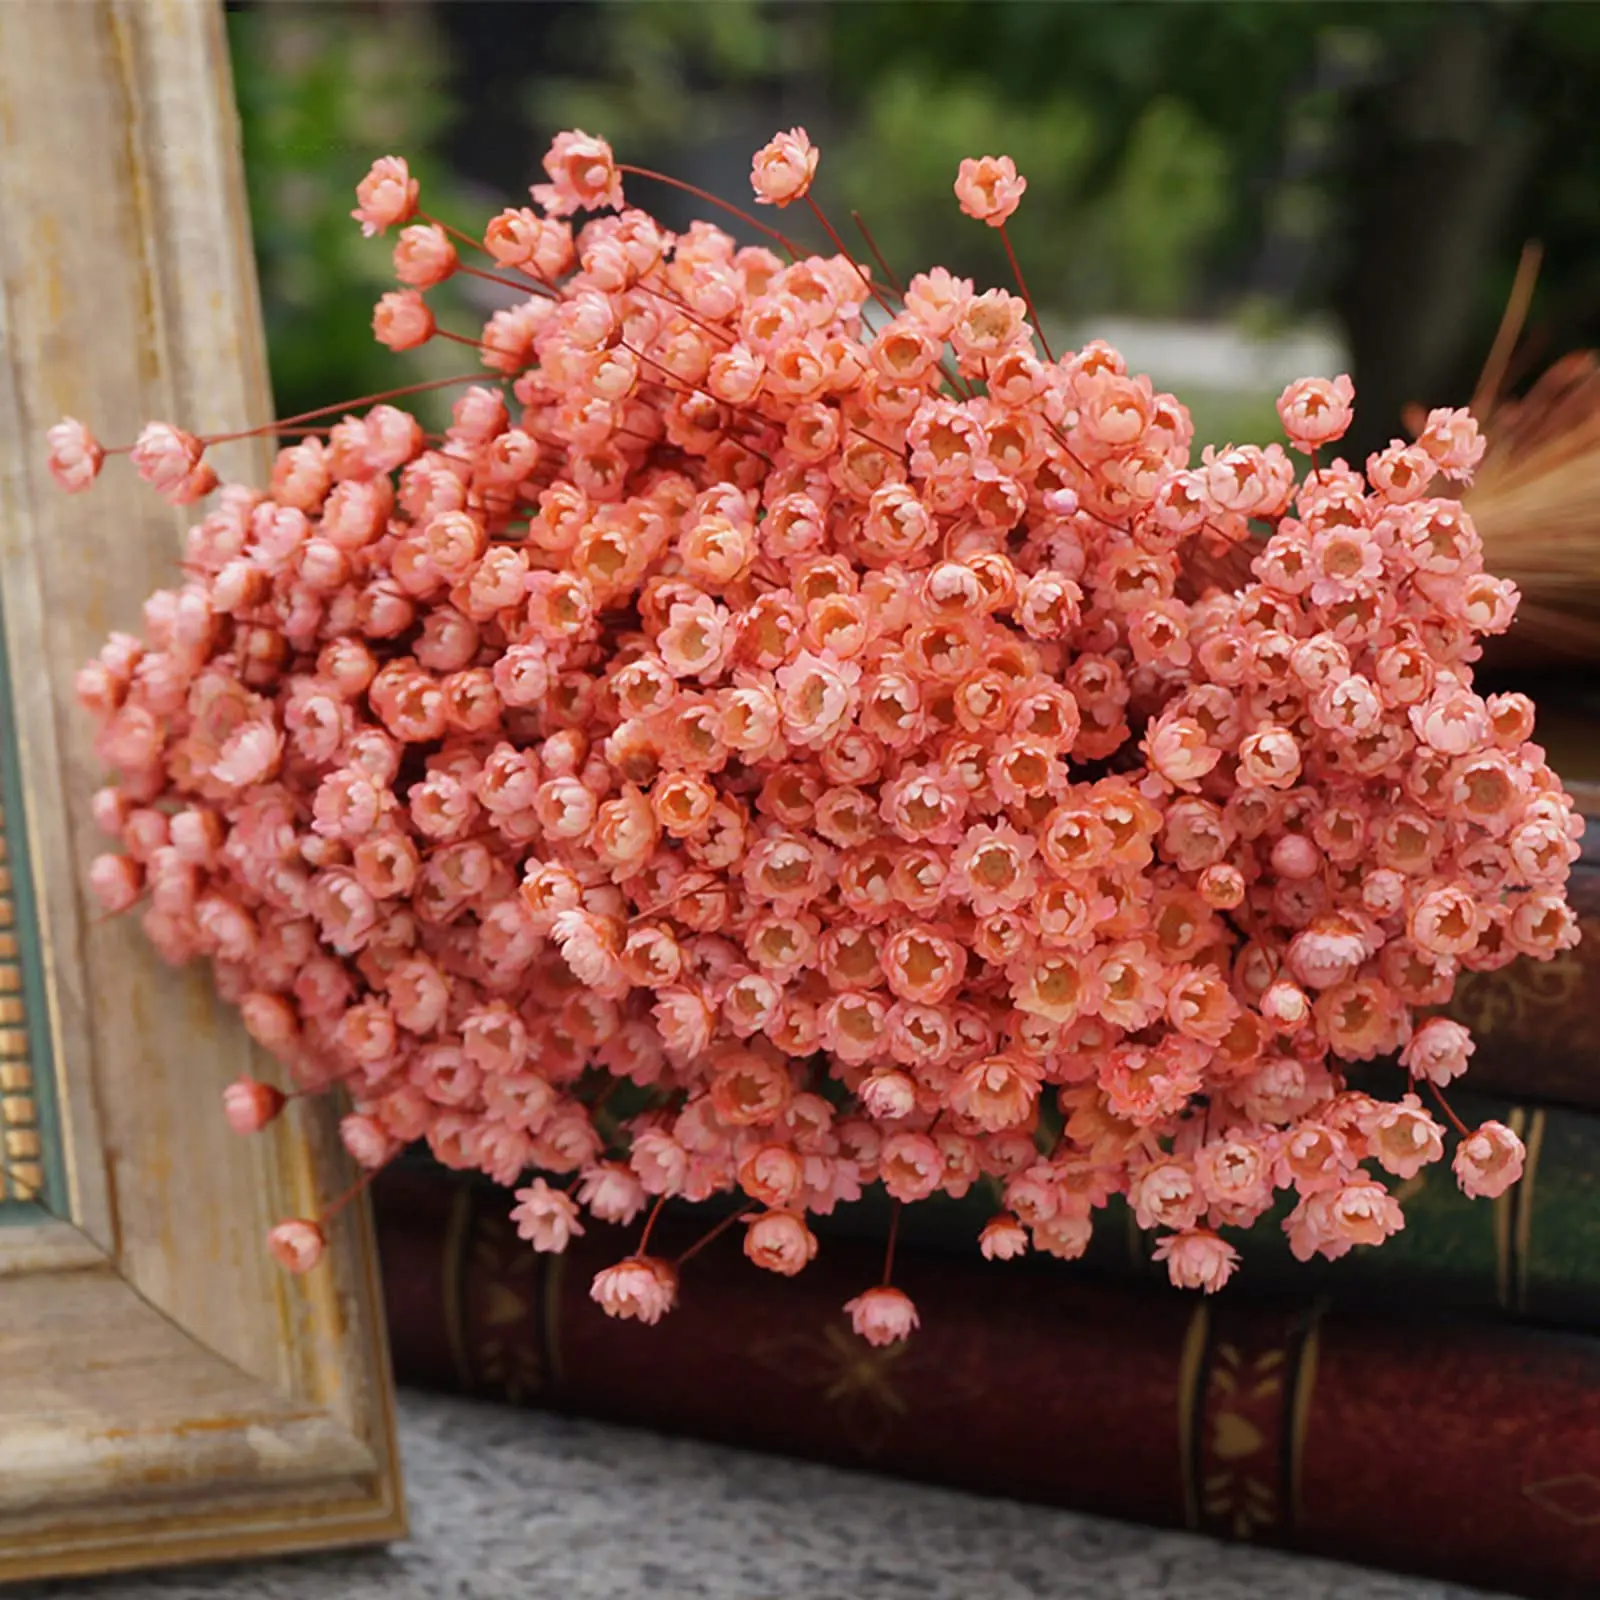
[14,1390,1510,1600]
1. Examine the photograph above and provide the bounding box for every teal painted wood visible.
[0,576,68,1222]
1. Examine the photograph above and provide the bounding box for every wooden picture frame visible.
[0,1,405,1579]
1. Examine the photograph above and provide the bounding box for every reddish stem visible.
[675,1201,756,1268]
[806,194,899,325]
[435,328,492,352]
[636,1192,669,1256]
[186,374,496,449]
[320,1162,381,1222]
[881,1199,902,1287]
[418,209,489,255]
[849,209,907,299]
[618,163,803,254]
[458,261,559,300]
[1425,1078,1473,1138]
[999,221,1053,363]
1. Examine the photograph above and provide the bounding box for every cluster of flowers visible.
[51,127,1581,1345]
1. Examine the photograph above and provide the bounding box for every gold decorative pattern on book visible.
[0,799,42,1204]
[1523,1474,1600,1527]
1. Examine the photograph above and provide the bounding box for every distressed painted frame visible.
[0,0,404,1579]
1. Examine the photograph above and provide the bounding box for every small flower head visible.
[46,417,105,494]
[223,1076,286,1135]
[534,129,623,216]
[1453,1119,1526,1199]
[590,1255,678,1324]
[1276,374,1355,452]
[352,156,419,237]
[744,1208,818,1275]
[1153,1228,1239,1293]
[844,1283,920,1346]
[511,1178,586,1252]
[954,155,1026,227]
[751,128,819,208]
[373,290,435,352]
[267,1219,325,1274]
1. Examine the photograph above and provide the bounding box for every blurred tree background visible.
[227,0,1600,458]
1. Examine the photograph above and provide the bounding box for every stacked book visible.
[372,775,1600,1600]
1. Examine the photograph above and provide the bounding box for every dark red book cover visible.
[375,1164,1600,1600]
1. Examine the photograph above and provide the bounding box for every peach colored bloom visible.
[954,155,1026,227]
[46,417,104,493]
[577,1160,649,1225]
[534,129,623,216]
[352,156,418,237]
[373,290,435,351]
[223,1076,286,1135]
[89,852,143,913]
[1361,1093,1445,1181]
[1452,1119,1526,1199]
[511,1178,585,1252]
[130,422,203,497]
[590,1256,678,1323]
[1153,1228,1239,1293]
[60,125,1582,1314]
[1275,374,1355,452]
[1400,1016,1474,1087]
[1416,406,1485,481]
[979,1213,1029,1261]
[844,1284,919,1346]
[393,223,457,288]
[751,128,819,207]
[744,1209,818,1275]
[267,1219,325,1273]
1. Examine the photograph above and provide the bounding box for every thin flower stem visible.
[1425,1078,1472,1138]
[675,1201,755,1268]
[881,1199,902,1286]
[418,209,489,255]
[321,1162,382,1222]
[636,1192,669,1256]
[849,209,907,299]
[191,373,497,449]
[806,195,899,324]
[435,328,492,352]
[458,261,558,299]
[618,164,803,254]
[999,222,1053,363]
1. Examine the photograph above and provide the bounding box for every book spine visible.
[1448,854,1600,1113]
[651,1088,1600,1327]
[374,1166,1600,1600]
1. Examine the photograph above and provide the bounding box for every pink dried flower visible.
[954,155,1026,227]
[46,417,105,493]
[591,1255,678,1323]
[223,1076,286,1135]
[393,223,458,289]
[267,1219,325,1273]
[1452,1119,1526,1199]
[352,156,419,237]
[751,128,819,207]
[973,1212,1025,1261]
[58,122,1582,1339]
[844,1284,919,1346]
[511,1178,585,1252]
[130,422,203,497]
[534,130,623,216]
[373,290,435,352]
[1275,375,1355,452]
[744,1209,818,1275]
[1153,1229,1239,1293]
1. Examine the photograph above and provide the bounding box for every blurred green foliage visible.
[228,0,1600,452]
[228,2,477,425]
